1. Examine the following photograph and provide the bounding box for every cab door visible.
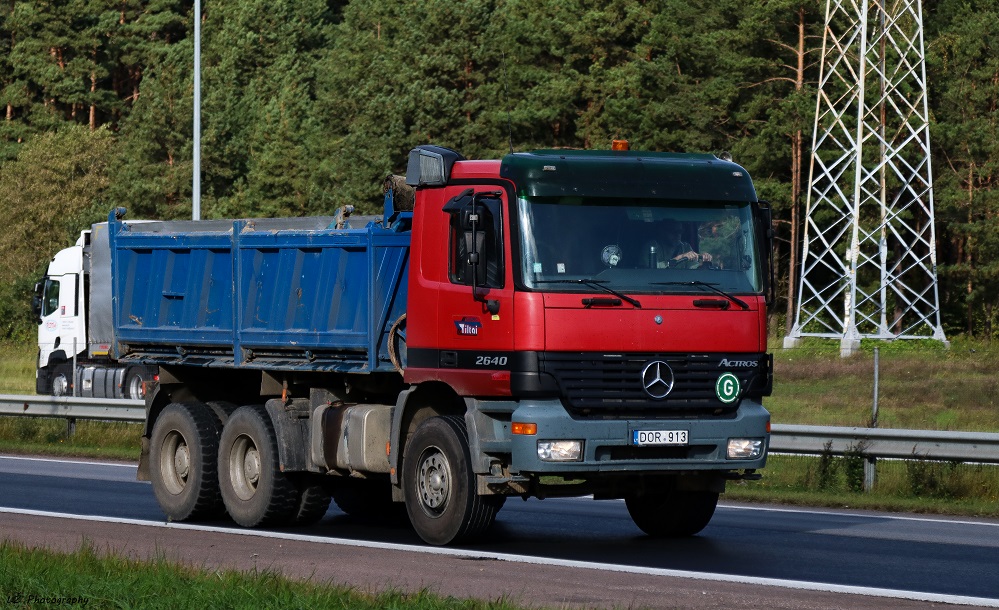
[37,276,63,368]
[434,187,515,396]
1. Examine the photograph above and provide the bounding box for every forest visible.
[0,0,996,341]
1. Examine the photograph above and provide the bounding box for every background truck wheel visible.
[403,416,502,545]
[124,366,155,400]
[51,371,70,396]
[217,405,297,527]
[49,361,74,396]
[149,402,223,521]
[625,488,719,537]
[331,478,408,523]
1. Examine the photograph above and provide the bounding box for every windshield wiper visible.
[652,281,749,310]
[535,279,642,308]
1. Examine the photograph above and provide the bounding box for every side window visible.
[42,279,60,317]
[447,194,504,288]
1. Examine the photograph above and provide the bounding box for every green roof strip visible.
[499,149,758,202]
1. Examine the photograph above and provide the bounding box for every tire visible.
[149,402,223,521]
[217,405,298,527]
[205,400,239,426]
[330,478,408,524]
[124,366,154,400]
[402,416,503,545]
[292,480,332,526]
[625,488,719,537]
[36,367,52,395]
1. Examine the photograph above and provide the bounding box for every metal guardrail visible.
[2,394,999,464]
[769,424,999,464]
[0,394,144,423]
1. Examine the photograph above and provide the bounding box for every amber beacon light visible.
[611,139,630,151]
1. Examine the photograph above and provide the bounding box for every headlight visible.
[537,440,583,462]
[727,438,764,460]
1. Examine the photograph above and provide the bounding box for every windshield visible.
[517,196,762,294]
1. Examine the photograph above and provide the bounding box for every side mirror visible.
[31,282,43,321]
[443,190,502,314]
[754,200,775,305]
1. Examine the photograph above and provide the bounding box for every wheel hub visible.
[173,443,190,480]
[130,376,145,399]
[52,375,69,397]
[243,448,260,486]
[159,430,190,496]
[229,435,260,501]
[418,451,449,512]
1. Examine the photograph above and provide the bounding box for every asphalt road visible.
[2,455,998,608]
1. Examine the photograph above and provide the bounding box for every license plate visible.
[632,430,688,446]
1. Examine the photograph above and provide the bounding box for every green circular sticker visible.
[716,373,740,404]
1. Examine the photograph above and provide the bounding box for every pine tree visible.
[927,0,999,337]
[198,0,334,218]
[107,41,194,220]
[726,0,823,332]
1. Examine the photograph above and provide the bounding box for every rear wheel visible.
[217,405,298,527]
[149,402,223,521]
[292,480,332,525]
[403,416,503,545]
[625,488,719,537]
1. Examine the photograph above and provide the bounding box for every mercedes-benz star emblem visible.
[641,360,674,399]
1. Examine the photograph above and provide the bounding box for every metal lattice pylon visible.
[785,0,947,355]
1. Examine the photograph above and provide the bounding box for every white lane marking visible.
[1,506,997,608]
[718,502,999,528]
[0,455,137,469]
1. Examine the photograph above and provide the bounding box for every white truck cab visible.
[33,228,156,399]
[34,233,88,395]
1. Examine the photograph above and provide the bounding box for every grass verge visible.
[770,336,999,430]
[0,417,139,461]
[726,453,999,518]
[0,341,35,395]
[0,541,529,610]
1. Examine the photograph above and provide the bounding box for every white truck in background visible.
[32,225,157,399]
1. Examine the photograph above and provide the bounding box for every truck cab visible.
[394,145,772,540]
[34,233,88,395]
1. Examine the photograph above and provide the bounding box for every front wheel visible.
[403,416,503,545]
[149,402,223,521]
[217,405,297,527]
[625,488,719,537]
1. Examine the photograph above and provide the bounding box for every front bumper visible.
[507,398,769,474]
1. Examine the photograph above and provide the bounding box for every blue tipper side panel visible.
[107,213,410,374]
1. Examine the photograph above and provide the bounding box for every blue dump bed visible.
[106,210,411,374]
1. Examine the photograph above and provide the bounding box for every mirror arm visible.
[468,193,501,315]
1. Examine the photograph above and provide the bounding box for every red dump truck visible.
[35,142,773,545]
